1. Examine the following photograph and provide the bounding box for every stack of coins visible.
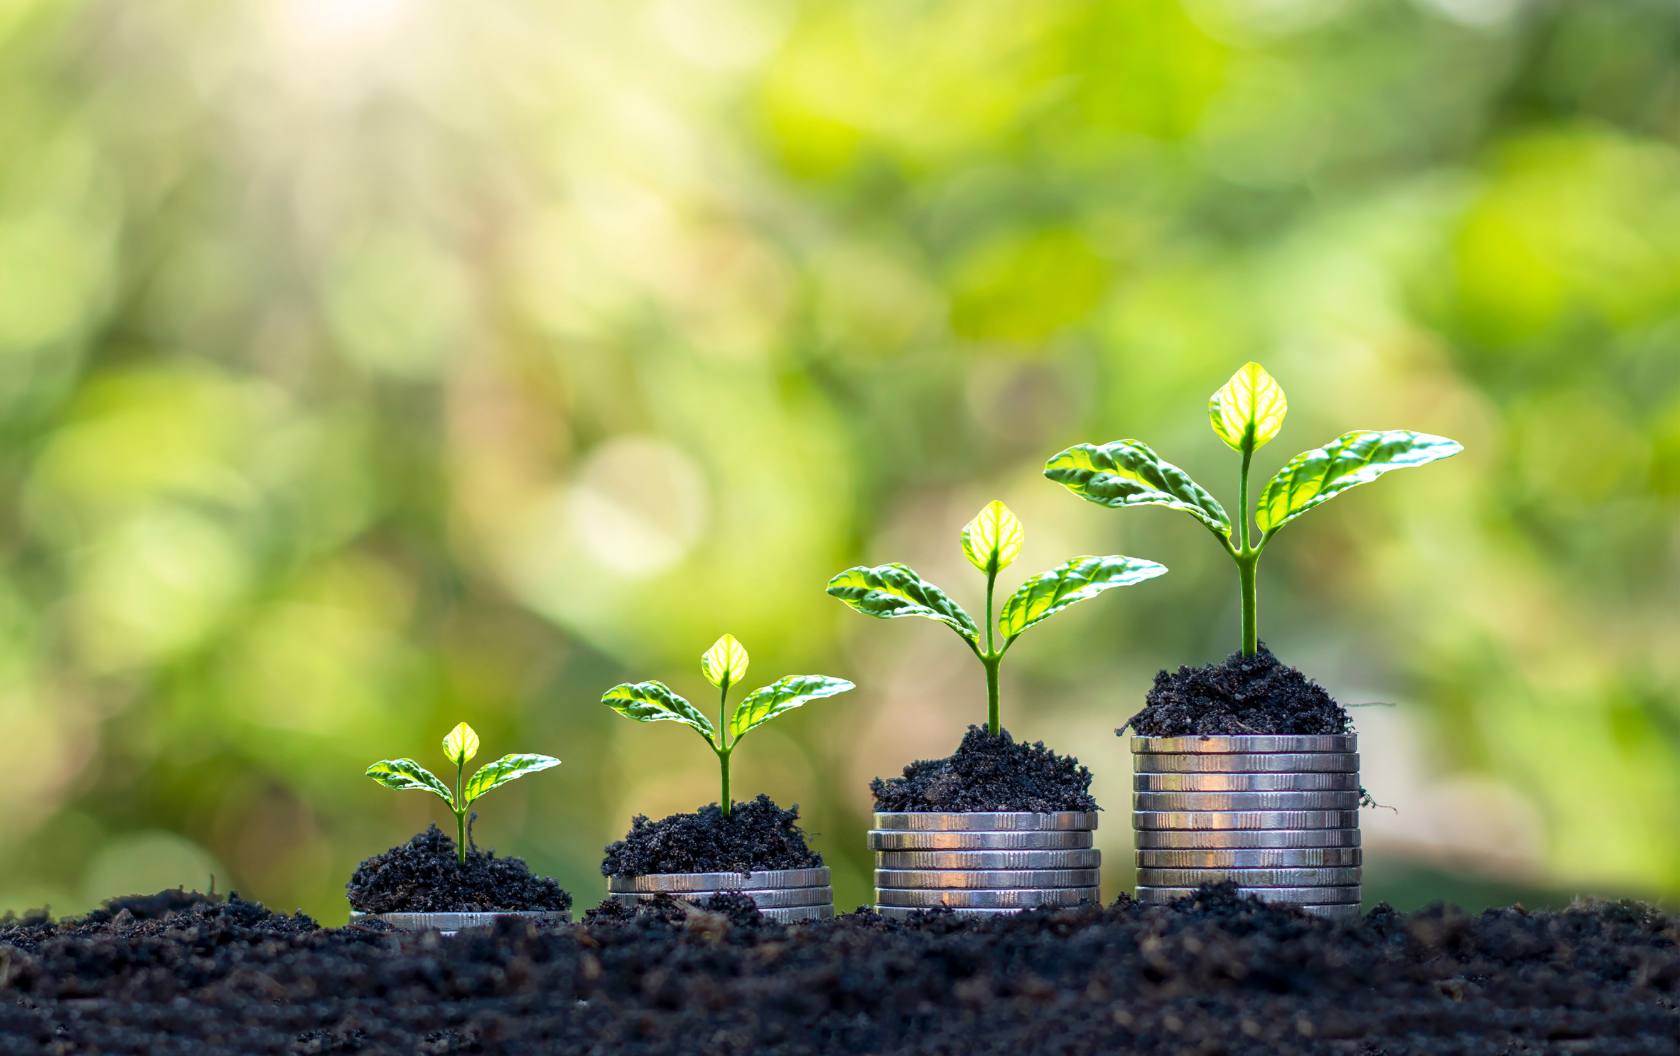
[869,811,1101,919]
[1131,734,1361,921]
[606,867,833,923]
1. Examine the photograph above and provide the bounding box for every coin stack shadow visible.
[1131,734,1361,922]
[869,811,1102,919]
[605,868,834,923]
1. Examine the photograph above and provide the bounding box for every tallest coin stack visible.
[1130,734,1362,921]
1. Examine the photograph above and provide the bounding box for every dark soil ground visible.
[872,725,1099,813]
[600,794,823,877]
[346,825,573,913]
[2,884,1676,1054]
[1126,647,1353,737]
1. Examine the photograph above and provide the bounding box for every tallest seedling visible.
[1045,362,1462,656]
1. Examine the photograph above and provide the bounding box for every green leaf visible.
[700,633,750,690]
[442,722,479,766]
[729,674,855,743]
[998,555,1168,640]
[1209,361,1288,453]
[366,759,453,805]
[1043,440,1231,537]
[826,564,980,644]
[602,681,716,743]
[960,500,1025,575]
[1255,429,1464,536]
[463,753,560,803]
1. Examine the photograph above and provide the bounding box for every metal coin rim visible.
[871,812,1099,832]
[1131,791,1362,811]
[1132,809,1362,831]
[610,887,834,908]
[1133,753,1360,773]
[1133,772,1360,792]
[873,868,1100,890]
[1133,828,1361,849]
[866,830,1094,850]
[876,886,1102,908]
[1136,848,1362,869]
[875,850,1101,870]
[1131,735,1357,755]
[607,867,831,892]
[1135,867,1362,887]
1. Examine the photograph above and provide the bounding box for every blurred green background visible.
[1,0,1677,923]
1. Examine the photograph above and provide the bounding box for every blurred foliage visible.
[0,0,1677,921]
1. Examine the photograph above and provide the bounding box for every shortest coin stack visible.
[869,811,1102,920]
[606,867,834,923]
[1132,734,1362,922]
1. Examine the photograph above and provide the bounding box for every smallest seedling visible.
[367,723,560,864]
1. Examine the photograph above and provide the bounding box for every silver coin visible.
[1133,810,1361,831]
[1135,885,1361,906]
[1135,867,1361,887]
[1136,847,1361,869]
[1132,791,1362,812]
[348,910,568,935]
[1131,735,1357,755]
[872,812,1099,832]
[876,886,1101,909]
[873,868,1100,890]
[607,867,830,893]
[867,829,1094,851]
[1133,828,1361,849]
[873,905,1057,920]
[875,849,1101,870]
[1133,771,1360,793]
[1133,752,1359,773]
[610,886,833,909]
[761,904,834,923]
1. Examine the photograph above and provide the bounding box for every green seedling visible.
[1045,361,1462,656]
[602,636,853,819]
[828,501,1167,736]
[367,722,560,864]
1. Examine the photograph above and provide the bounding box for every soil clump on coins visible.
[872,726,1098,813]
[1125,646,1352,737]
[601,794,822,877]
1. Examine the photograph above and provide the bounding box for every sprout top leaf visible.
[1209,361,1288,453]
[960,500,1024,575]
[700,633,750,690]
[442,722,480,766]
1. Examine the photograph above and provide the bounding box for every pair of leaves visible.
[367,723,559,809]
[827,555,1165,650]
[602,674,854,748]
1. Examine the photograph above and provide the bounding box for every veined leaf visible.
[826,564,980,644]
[729,674,854,743]
[998,555,1168,640]
[1043,440,1231,537]
[602,681,716,743]
[1255,429,1463,536]
[1209,362,1287,453]
[463,753,560,803]
[700,634,750,691]
[366,759,453,804]
[960,500,1024,575]
[442,722,479,766]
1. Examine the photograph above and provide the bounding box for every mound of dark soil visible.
[601,794,822,877]
[3,884,1678,1053]
[872,725,1098,812]
[346,824,573,913]
[1126,646,1352,736]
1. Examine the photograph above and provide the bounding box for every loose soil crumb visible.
[346,824,573,913]
[2,884,1677,1053]
[872,725,1098,813]
[1126,646,1353,736]
[600,794,822,877]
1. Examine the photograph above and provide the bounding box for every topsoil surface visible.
[2,884,1676,1054]
[872,725,1098,813]
[1125,647,1353,737]
[600,794,823,877]
[346,825,573,913]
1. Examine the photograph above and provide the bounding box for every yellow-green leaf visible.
[729,674,854,743]
[826,563,980,645]
[1043,440,1231,537]
[1209,362,1288,453]
[1255,430,1463,536]
[700,634,750,690]
[602,681,717,744]
[366,758,453,805]
[442,722,479,766]
[463,753,560,803]
[960,500,1024,575]
[998,555,1168,640]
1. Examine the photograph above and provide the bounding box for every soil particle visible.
[2,885,1678,1053]
[346,824,573,913]
[1126,646,1353,736]
[871,725,1098,813]
[601,794,823,877]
